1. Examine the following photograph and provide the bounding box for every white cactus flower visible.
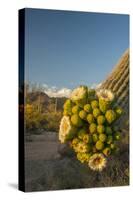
[59,116,72,143]
[88,153,107,171]
[96,89,114,102]
[71,86,87,101]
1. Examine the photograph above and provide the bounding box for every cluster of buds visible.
[59,86,123,171]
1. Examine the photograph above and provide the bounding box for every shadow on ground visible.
[8,183,18,190]
[24,132,129,192]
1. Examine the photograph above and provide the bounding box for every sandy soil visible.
[25,140,60,160]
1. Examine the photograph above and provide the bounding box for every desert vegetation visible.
[20,83,66,134]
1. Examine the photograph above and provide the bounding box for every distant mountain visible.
[26,91,67,111]
[27,91,50,104]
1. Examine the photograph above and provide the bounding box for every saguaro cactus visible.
[58,49,129,168]
[99,49,129,129]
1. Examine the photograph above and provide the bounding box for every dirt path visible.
[25,140,60,160]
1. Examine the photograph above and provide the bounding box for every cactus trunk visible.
[99,49,129,129]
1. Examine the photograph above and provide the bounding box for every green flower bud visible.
[87,114,95,124]
[99,98,110,114]
[103,147,111,156]
[71,114,83,127]
[84,104,92,113]
[77,152,92,163]
[89,123,97,134]
[97,125,105,134]
[93,108,101,118]
[72,105,81,114]
[105,109,116,124]
[92,133,99,143]
[97,115,106,125]
[99,134,107,142]
[63,99,73,115]
[95,140,104,150]
[79,110,87,120]
[91,100,99,109]
[77,153,84,163]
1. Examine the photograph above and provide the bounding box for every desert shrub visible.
[25,104,62,133]
[44,112,62,131]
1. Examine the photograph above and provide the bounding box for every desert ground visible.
[25,131,129,192]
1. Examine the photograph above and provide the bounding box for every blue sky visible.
[25,8,129,91]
